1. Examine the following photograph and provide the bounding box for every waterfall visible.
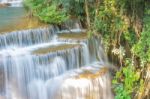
[0,25,113,99]
[0,0,23,7]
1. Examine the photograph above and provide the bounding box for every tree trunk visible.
[95,0,100,17]
[84,0,91,28]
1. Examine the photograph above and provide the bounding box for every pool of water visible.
[0,7,26,28]
[0,7,47,34]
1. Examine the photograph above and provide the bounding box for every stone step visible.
[57,34,108,63]
[0,43,90,95]
[32,43,81,55]
[57,33,88,42]
[0,25,87,49]
[30,42,90,70]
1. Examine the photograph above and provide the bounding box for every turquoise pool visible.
[0,7,26,29]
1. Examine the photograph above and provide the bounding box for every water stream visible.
[0,1,113,99]
[0,26,113,99]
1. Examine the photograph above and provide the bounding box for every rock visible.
[0,3,10,8]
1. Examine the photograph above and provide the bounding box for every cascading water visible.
[0,0,23,7]
[0,24,113,99]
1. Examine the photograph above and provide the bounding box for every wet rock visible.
[0,3,10,8]
[77,67,108,79]
[32,44,80,55]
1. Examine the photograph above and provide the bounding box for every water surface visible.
[0,7,47,33]
[0,7,25,27]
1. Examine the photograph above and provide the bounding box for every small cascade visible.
[0,0,23,7]
[0,24,113,99]
[0,26,58,49]
[57,19,86,34]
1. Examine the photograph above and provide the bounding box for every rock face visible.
[0,3,10,8]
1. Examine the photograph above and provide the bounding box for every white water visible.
[0,26,113,99]
[0,0,23,7]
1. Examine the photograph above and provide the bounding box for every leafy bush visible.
[35,5,68,24]
[23,0,149,98]
[112,59,140,99]
[132,14,150,67]
[24,0,68,24]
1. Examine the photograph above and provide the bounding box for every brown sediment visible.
[76,67,108,79]
[58,33,88,40]
[33,44,81,55]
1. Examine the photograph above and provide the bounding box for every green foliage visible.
[36,5,68,24]
[24,0,97,26]
[24,0,68,24]
[95,0,118,34]
[94,0,133,48]
[24,0,43,10]
[93,0,144,48]
[114,84,131,99]
[112,59,140,99]
[102,1,149,98]
[23,0,149,98]
[132,9,150,67]
[123,29,137,45]
[55,0,85,20]
[95,3,147,98]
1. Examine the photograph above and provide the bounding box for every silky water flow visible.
[0,24,113,99]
